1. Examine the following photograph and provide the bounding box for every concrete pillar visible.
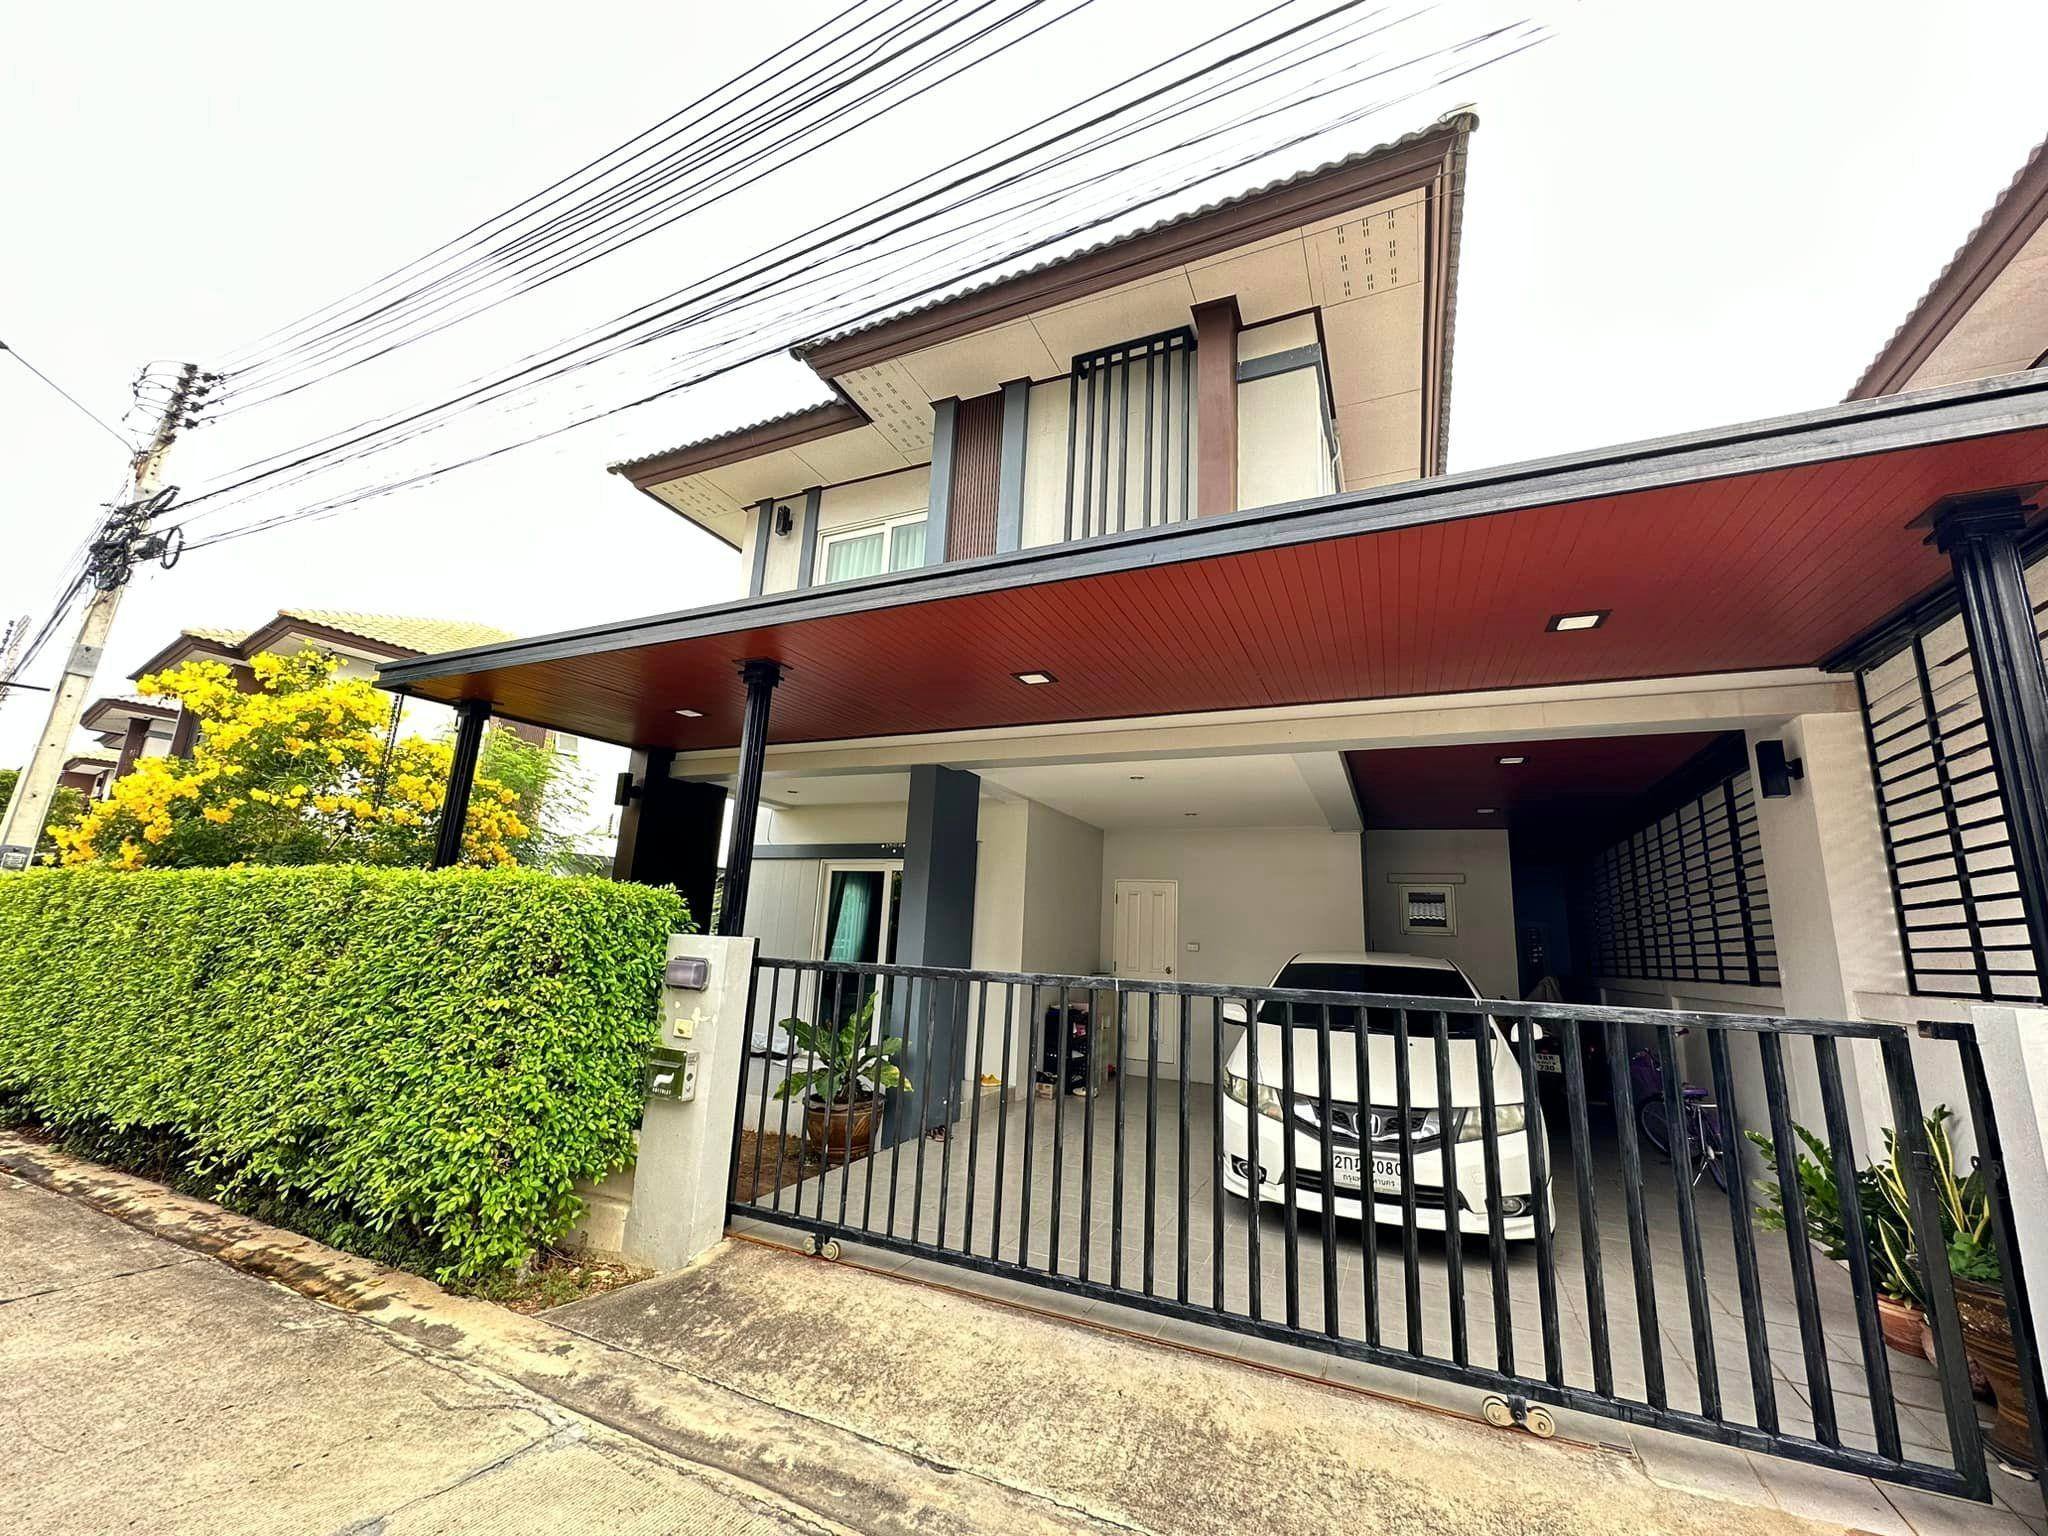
[889,765,980,1140]
[1748,712,1906,1157]
[614,932,758,1271]
[1966,1004,2048,1472]
[613,747,727,938]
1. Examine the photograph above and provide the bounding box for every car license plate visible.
[1333,1151,1403,1194]
[1535,1050,1562,1073]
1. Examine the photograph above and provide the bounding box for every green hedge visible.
[0,866,685,1279]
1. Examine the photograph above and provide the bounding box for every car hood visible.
[1222,1019,1523,1110]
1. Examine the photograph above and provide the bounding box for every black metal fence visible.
[1062,327,1194,541]
[729,957,2043,1500]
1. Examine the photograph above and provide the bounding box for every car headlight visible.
[1455,1104,1527,1142]
[1223,1069,1285,1122]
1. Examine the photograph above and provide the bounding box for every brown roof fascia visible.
[239,614,427,662]
[798,123,1468,381]
[1850,135,2048,400]
[127,633,247,683]
[610,400,867,492]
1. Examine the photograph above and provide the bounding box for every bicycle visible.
[1628,1045,1730,1191]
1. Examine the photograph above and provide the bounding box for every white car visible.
[1219,952,1551,1242]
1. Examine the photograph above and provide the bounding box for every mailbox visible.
[644,1045,698,1102]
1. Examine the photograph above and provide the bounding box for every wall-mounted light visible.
[1755,739,1805,798]
[775,504,795,537]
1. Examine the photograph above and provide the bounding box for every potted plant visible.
[1906,1110,2032,1471]
[1747,1122,1925,1356]
[774,991,911,1166]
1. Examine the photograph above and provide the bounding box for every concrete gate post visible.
[614,931,758,1271]
[1968,1006,2048,1422]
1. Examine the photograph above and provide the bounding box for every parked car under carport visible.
[1219,953,1553,1241]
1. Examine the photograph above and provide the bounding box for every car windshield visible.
[1254,962,1485,1035]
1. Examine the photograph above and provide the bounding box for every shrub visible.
[0,865,685,1279]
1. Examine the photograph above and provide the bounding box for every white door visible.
[1113,879,1180,1063]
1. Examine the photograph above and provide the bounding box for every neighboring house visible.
[58,750,117,800]
[382,121,2048,1494]
[81,607,627,855]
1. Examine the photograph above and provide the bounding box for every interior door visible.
[1112,879,1180,1063]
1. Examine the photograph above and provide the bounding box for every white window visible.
[817,510,928,584]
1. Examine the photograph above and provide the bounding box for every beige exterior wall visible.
[1362,828,1517,1001]
[1021,377,1073,550]
[1237,365,1333,509]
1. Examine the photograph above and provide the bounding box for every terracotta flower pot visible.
[1875,1294,1925,1357]
[804,1097,876,1166]
[1922,1315,1995,1400]
[1951,1276,2037,1472]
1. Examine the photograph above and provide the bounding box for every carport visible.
[380,370,2048,1500]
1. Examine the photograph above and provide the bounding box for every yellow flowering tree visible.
[53,649,533,870]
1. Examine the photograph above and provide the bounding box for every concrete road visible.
[0,1170,838,1536]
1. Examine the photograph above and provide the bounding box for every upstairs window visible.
[818,510,927,584]
[1063,327,1195,540]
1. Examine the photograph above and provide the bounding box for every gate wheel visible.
[1481,1393,1554,1439]
[801,1235,820,1256]
[820,1238,843,1261]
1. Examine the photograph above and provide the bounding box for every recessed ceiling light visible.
[674,708,703,718]
[1012,670,1057,685]
[1476,807,1498,815]
[1497,755,1526,766]
[1546,611,1609,633]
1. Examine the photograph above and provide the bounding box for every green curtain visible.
[825,872,873,964]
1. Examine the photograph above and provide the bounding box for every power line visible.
[0,339,131,449]
[178,0,1432,515]
[217,0,1075,409]
[183,26,1540,552]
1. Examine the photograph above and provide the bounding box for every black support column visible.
[716,659,784,936]
[1934,493,2048,975]
[431,698,491,869]
[888,764,980,1141]
[612,747,727,934]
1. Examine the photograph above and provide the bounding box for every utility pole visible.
[0,363,207,869]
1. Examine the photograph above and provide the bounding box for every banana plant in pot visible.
[774,991,911,1166]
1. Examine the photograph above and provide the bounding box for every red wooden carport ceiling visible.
[402,426,2048,751]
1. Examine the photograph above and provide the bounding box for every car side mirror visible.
[1221,999,1249,1027]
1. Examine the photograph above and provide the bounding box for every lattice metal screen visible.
[1855,563,2048,1002]
[1586,769,1779,987]
[1063,328,1194,541]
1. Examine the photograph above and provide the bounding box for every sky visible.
[3,0,2045,770]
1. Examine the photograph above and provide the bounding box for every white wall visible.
[1100,826,1363,1082]
[1020,798,1103,973]
[1363,828,1517,1000]
[1020,378,1072,550]
[758,801,907,845]
[1237,365,1332,510]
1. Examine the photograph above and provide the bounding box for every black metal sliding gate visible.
[728,958,2043,1501]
